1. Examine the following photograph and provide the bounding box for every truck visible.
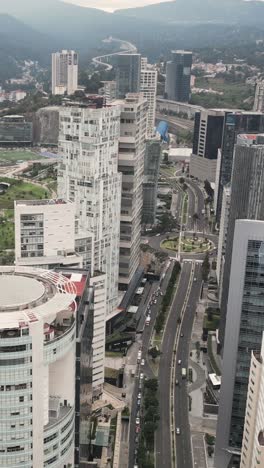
[145,316,151,326]
[181,368,187,379]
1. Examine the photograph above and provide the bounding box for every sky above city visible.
[64,0,173,12]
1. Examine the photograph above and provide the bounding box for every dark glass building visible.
[0,115,33,145]
[115,53,141,98]
[142,138,161,224]
[165,50,192,102]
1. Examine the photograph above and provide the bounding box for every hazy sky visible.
[64,0,174,12]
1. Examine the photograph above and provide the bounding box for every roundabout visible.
[160,234,213,255]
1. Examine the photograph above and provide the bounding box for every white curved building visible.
[0,266,78,468]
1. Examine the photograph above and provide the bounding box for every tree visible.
[148,347,161,360]
[145,378,158,393]
[202,252,210,281]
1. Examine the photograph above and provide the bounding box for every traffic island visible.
[161,235,213,254]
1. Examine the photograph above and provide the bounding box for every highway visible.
[92,37,137,70]
[156,113,194,132]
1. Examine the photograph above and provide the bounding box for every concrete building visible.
[215,111,264,223]
[52,50,78,96]
[253,80,264,112]
[115,53,141,99]
[216,185,231,299]
[189,109,225,182]
[0,115,32,146]
[117,94,148,288]
[215,220,264,468]
[142,137,161,225]
[57,104,122,315]
[219,140,264,350]
[0,266,80,467]
[99,81,117,104]
[240,334,264,468]
[33,106,60,146]
[140,58,157,138]
[165,50,192,102]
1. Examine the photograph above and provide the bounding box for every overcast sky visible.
[64,0,174,12]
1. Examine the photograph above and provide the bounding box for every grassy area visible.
[0,149,44,164]
[192,77,254,109]
[182,193,188,225]
[0,210,14,250]
[161,236,211,253]
[0,177,49,209]
[203,313,220,331]
[207,334,221,376]
[105,351,123,358]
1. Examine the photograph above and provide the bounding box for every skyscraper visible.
[52,50,78,95]
[140,58,158,138]
[216,184,231,298]
[215,220,264,468]
[219,140,264,348]
[57,103,122,315]
[142,137,161,225]
[215,111,264,223]
[165,50,192,102]
[115,53,141,99]
[240,333,264,468]
[117,94,148,289]
[253,80,264,112]
[190,109,225,182]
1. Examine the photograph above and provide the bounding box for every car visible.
[155,233,160,237]
[193,278,197,282]
[180,333,184,337]
[135,436,139,444]
[178,359,182,365]
[136,417,140,425]
[176,427,181,435]
[154,299,157,304]
[175,379,179,386]
[140,372,144,380]
[141,359,145,366]
[138,392,142,399]
[137,399,141,407]
[136,425,140,433]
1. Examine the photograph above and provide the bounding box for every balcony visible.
[44,315,76,364]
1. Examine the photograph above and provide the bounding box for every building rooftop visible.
[15,199,69,207]
[0,275,45,309]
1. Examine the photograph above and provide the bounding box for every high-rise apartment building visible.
[0,266,81,467]
[216,184,231,297]
[99,81,117,104]
[219,140,264,349]
[142,137,161,225]
[189,109,225,182]
[57,104,122,315]
[215,220,264,468]
[115,54,141,99]
[117,94,148,288]
[215,112,264,223]
[253,80,264,112]
[140,58,158,138]
[52,50,78,95]
[165,50,192,102]
[240,333,264,468]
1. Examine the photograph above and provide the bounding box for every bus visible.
[182,368,187,379]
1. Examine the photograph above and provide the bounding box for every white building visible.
[0,266,77,467]
[58,104,122,315]
[51,50,78,96]
[240,334,264,468]
[99,81,117,104]
[216,185,231,295]
[253,80,264,112]
[140,58,157,138]
[14,199,84,270]
[116,94,148,288]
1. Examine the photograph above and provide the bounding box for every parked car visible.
[136,417,140,425]
[141,359,145,366]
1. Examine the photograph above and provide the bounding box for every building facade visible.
[57,104,122,314]
[0,115,32,146]
[99,81,117,104]
[0,266,79,467]
[165,50,192,102]
[142,137,161,225]
[216,184,231,298]
[219,142,264,349]
[215,220,264,468]
[52,50,78,96]
[115,54,141,99]
[117,94,147,288]
[140,58,157,138]
[215,112,264,223]
[240,334,264,468]
[189,109,225,182]
[253,80,264,112]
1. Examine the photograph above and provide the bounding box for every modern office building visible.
[216,185,231,297]
[165,50,192,102]
[240,334,264,468]
[58,103,122,315]
[52,50,78,95]
[0,266,79,467]
[140,58,158,138]
[0,115,32,146]
[215,220,264,468]
[142,137,161,225]
[115,53,141,99]
[215,111,264,223]
[219,140,264,349]
[117,94,148,288]
[253,80,264,112]
[189,109,225,182]
[99,81,117,104]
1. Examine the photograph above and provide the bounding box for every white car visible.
[154,299,157,304]
[140,372,144,380]
[178,359,182,365]
[176,427,181,435]
[141,359,145,366]
[136,417,140,425]
[138,392,142,399]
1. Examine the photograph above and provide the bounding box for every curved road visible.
[92,37,137,70]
